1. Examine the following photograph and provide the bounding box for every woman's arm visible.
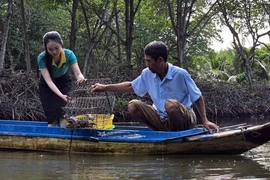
[70,63,86,83]
[40,69,69,101]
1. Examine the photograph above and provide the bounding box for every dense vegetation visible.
[0,70,269,123]
[0,0,269,122]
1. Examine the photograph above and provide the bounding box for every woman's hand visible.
[71,64,86,84]
[75,73,87,84]
[60,94,69,102]
[76,77,87,84]
[60,94,74,103]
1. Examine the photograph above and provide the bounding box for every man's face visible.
[144,55,159,73]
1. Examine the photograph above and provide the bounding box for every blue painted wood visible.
[0,120,207,143]
[1,120,270,145]
[0,120,270,154]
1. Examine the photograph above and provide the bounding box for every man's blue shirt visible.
[131,63,202,119]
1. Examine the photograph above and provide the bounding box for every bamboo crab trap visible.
[62,78,115,129]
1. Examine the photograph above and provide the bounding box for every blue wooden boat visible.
[0,119,269,155]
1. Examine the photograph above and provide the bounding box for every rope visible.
[105,91,112,115]
[241,126,254,158]
[68,129,74,153]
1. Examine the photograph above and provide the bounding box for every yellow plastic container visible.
[76,114,114,130]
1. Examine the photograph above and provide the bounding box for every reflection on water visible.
[0,117,270,180]
[0,144,270,180]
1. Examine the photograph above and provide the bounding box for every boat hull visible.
[0,120,269,155]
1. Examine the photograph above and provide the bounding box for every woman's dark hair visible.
[43,31,63,79]
[144,41,168,62]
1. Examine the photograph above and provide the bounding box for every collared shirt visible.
[131,63,202,119]
[37,49,77,78]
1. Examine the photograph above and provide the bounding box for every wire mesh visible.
[62,78,115,116]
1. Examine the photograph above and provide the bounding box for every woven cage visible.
[68,78,115,98]
[62,78,115,129]
[62,78,115,115]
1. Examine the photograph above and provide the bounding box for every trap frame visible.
[62,78,115,129]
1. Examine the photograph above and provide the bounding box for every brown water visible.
[0,117,270,180]
[0,146,269,180]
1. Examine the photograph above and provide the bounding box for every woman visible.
[37,31,86,127]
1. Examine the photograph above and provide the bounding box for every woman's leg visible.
[39,74,72,127]
[48,119,58,127]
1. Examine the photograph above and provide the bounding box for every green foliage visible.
[253,45,270,81]
[236,72,248,84]
[188,43,270,84]
[114,98,129,109]
[3,0,71,70]
[0,0,269,85]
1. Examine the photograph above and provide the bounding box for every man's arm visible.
[91,81,134,93]
[194,96,219,133]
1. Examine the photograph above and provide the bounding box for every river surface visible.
[0,117,270,180]
[0,147,269,180]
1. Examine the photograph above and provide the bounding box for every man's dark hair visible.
[144,41,168,62]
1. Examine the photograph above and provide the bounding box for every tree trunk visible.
[125,0,132,75]
[0,0,13,74]
[124,0,142,76]
[69,0,80,52]
[166,0,191,67]
[176,0,184,67]
[166,0,217,67]
[6,38,15,72]
[20,0,31,72]
[81,0,115,76]
[114,1,122,64]
[217,0,258,87]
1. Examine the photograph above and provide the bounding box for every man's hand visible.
[203,120,219,133]
[91,83,106,92]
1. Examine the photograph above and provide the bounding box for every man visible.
[91,41,219,132]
